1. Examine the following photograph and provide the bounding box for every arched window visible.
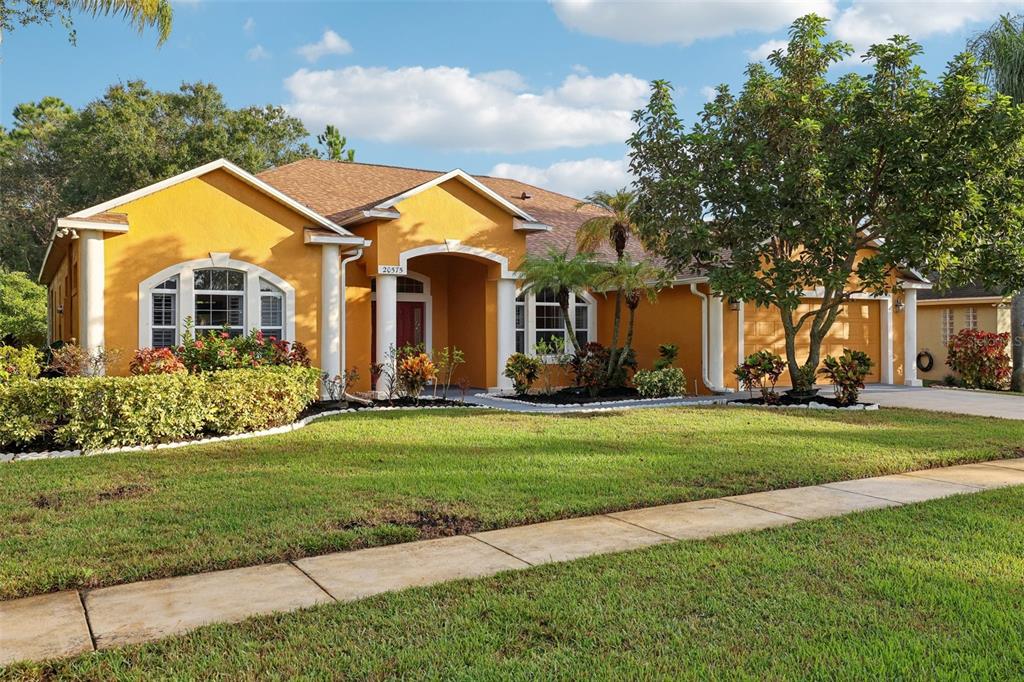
[139,257,295,349]
[515,288,595,356]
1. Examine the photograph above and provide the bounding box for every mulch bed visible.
[499,387,643,405]
[730,394,871,408]
[298,397,473,420]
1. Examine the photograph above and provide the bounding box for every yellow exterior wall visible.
[100,169,325,375]
[598,285,706,395]
[916,301,1008,381]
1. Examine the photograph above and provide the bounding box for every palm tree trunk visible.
[558,289,582,353]
[1012,292,1024,392]
[605,289,622,380]
[616,305,638,373]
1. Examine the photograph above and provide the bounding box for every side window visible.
[260,279,285,341]
[151,277,178,348]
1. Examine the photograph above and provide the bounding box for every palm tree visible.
[593,259,671,377]
[576,188,640,372]
[969,15,1024,391]
[518,249,600,353]
[73,0,173,44]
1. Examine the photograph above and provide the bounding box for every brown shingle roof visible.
[257,159,645,261]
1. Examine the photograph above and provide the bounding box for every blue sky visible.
[2,1,1018,197]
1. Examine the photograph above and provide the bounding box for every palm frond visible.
[74,0,173,45]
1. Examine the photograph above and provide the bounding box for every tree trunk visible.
[616,304,638,373]
[558,288,582,353]
[605,289,622,380]
[1012,292,1024,392]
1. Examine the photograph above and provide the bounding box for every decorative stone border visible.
[1,402,490,464]
[727,401,879,411]
[475,392,728,409]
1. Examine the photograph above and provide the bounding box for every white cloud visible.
[283,66,649,153]
[551,0,836,45]
[297,29,353,62]
[246,44,270,61]
[700,85,718,102]
[489,157,631,199]
[242,17,255,35]
[747,38,788,62]
[831,1,1016,57]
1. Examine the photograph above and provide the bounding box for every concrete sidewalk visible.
[4,458,1024,667]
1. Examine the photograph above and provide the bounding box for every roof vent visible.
[518,191,532,200]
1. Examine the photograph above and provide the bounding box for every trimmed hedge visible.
[0,366,320,452]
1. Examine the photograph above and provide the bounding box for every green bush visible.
[633,367,687,398]
[0,345,42,383]
[0,379,63,449]
[504,353,543,395]
[56,372,210,451]
[205,366,320,435]
[0,366,320,452]
[818,349,874,405]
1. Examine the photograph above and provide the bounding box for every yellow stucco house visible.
[39,158,931,393]
[915,284,1012,382]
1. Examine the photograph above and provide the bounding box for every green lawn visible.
[6,486,1023,680]
[1,406,1022,600]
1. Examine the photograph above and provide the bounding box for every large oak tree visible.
[629,14,1024,390]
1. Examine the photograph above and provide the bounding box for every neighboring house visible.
[916,283,1012,381]
[39,158,930,393]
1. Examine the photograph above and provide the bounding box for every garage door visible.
[744,300,882,384]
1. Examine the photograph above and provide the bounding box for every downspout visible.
[690,283,720,393]
[339,246,372,405]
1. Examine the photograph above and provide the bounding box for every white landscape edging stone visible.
[0,402,491,464]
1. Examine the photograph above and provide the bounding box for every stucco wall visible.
[101,169,324,374]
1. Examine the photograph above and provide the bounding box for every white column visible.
[879,296,894,384]
[736,301,745,365]
[496,278,516,391]
[375,273,398,382]
[320,244,341,387]
[708,295,725,390]
[78,229,105,373]
[903,288,922,386]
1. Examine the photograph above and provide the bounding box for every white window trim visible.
[138,256,295,349]
[370,271,433,354]
[517,289,597,361]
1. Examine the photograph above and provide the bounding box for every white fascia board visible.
[376,169,538,222]
[66,158,356,237]
[512,219,552,232]
[336,209,402,227]
[902,281,933,290]
[56,217,128,233]
[918,295,1006,306]
[304,229,370,247]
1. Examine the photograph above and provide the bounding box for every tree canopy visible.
[0,81,320,273]
[0,270,47,347]
[629,14,1024,388]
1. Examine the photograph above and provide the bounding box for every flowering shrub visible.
[129,347,185,375]
[0,345,41,383]
[733,350,787,404]
[633,367,687,398]
[819,349,873,405]
[946,329,1011,390]
[504,353,543,395]
[397,352,437,402]
[176,325,310,373]
[570,342,612,397]
[47,342,119,377]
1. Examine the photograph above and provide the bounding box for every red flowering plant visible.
[946,329,1011,390]
[569,342,612,397]
[129,347,186,375]
[174,320,311,373]
[396,352,437,404]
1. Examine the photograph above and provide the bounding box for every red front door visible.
[396,301,425,350]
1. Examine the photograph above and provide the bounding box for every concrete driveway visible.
[861,385,1024,420]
